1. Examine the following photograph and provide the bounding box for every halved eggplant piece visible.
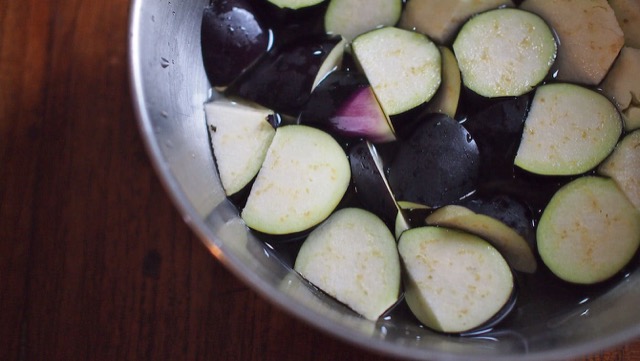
[514,83,622,176]
[299,70,395,143]
[462,95,531,181]
[388,114,480,208]
[351,27,441,117]
[226,34,346,116]
[425,205,537,273]
[348,140,405,228]
[452,8,557,98]
[205,99,276,196]
[398,226,515,333]
[324,0,403,41]
[537,176,640,284]
[201,1,271,88]
[600,47,640,132]
[241,125,351,235]
[598,130,640,210]
[422,47,461,118]
[294,208,401,320]
[267,0,325,10]
[399,0,513,45]
[520,0,624,85]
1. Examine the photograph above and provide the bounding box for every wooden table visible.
[2,1,640,360]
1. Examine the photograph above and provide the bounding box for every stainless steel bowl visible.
[128,0,640,359]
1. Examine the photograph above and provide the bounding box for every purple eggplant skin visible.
[300,70,395,143]
[461,194,537,247]
[477,172,572,220]
[225,34,343,116]
[248,0,327,45]
[348,141,399,227]
[388,114,480,208]
[201,0,271,88]
[462,95,532,182]
[299,71,368,127]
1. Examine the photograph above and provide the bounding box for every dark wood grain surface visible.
[2,1,640,360]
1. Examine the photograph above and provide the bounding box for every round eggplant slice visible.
[398,226,515,334]
[205,99,276,196]
[241,125,351,235]
[537,176,640,285]
[324,0,403,41]
[201,1,271,88]
[294,208,401,320]
[388,114,480,208]
[425,205,537,273]
[514,83,623,176]
[598,130,640,210]
[352,27,441,117]
[453,8,557,98]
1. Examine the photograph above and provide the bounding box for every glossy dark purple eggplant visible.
[462,95,532,182]
[201,0,270,87]
[225,34,344,116]
[248,0,327,43]
[388,114,480,207]
[348,141,400,227]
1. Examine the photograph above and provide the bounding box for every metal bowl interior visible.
[128,0,640,359]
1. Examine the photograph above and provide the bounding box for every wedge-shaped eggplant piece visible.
[324,0,402,41]
[453,8,557,98]
[515,83,622,176]
[226,34,346,116]
[205,99,276,196]
[299,70,395,143]
[425,205,536,273]
[598,130,640,210]
[520,0,624,85]
[388,114,480,207]
[600,47,640,132]
[201,1,270,88]
[398,226,515,333]
[241,125,350,235]
[294,208,401,320]
[352,27,441,117]
[537,176,640,284]
[422,47,461,118]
